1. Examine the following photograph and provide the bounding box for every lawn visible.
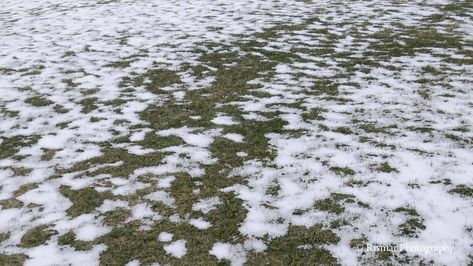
[0,0,472,265]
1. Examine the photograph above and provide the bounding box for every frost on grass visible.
[1,0,473,265]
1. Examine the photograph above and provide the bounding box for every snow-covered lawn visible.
[1,0,472,265]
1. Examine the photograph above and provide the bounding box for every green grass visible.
[247,225,339,265]
[0,254,28,266]
[266,182,281,196]
[399,218,426,237]
[20,225,57,248]
[0,135,39,160]
[333,127,354,135]
[302,108,326,122]
[314,193,356,214]
[449,185,473,198]
[360,123,395,134]
[24,96,53,107]
[105,60,135,69]
[58,231,95,251]
[0,198,24,209]
[2,6,471,265]
[59,186,110,217]
[377,162,398,173]
[394,206,425,237]
[330,166,355,176]
[138,69,181,94]
[310,79,338,95]
[78,97,98,113]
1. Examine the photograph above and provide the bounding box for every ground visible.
[0,0,472,265]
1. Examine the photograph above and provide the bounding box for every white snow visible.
[192,197,220,214]
[163,240,187,258]
[0,0,471,265]
[158,232,174,242]
[209,243,246,266]
[125,260,140,266]
[189,218,212,229]
[211,115,238,125]
[223,133,245,143]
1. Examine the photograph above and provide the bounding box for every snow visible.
[128,203,160,221]
[163,240,187,258]
[189,218,212,229]
[0,0,472,265]
[223,133,245,143]
[158,232,174,242]
[192,197,220,214]
[125,260,140,266]
[157,127,221,147]
[209,243,246,266]
[145,191,175,208]
[212,115,239,126]
[75,223,110,241]
[25,243,106,266]
[157,175,176,189]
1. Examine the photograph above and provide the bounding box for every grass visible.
[13,183,38,197]
[377,162,398,173]
[24,96,53,107]
[449,185,473,198]
[394,206,425,237]
[10,167,32,177]
[0,254,28,266]
[58,231,95,251]
[51,16,349,264]
[77,97,98,113]
[40,149,56,161]
[0,198,24,209]
[105,60,134,69]
[59,186,110,217]
[302,108,326,122]
[20,225,57,248]
[247,225,339,265]
[394,207,419,216]
[266,182,281,196]
[314,193,356,214]
[330,166,355,176]
[1,3,472,265]
[102,208,132,226]
[310,79,338,95]
[360,123,395,134]
[137,69,181,94]
[0,135,39,160]
[53,104,69,113]
[399,218,426,237]
[333,127,354,135]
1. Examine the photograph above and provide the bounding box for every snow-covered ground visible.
[1,0,472,265]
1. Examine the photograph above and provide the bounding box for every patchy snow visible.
[0,0,472,265]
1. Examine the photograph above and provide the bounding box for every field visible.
[1,0,472,265]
